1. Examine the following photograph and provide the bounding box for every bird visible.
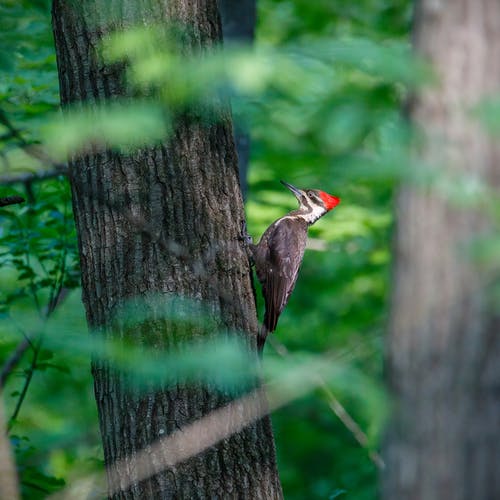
[247,180,340,354]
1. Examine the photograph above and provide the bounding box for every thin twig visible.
[46,203,69,316]
[6,288,70,432]
[320,378,386,470]
[0,168,67,186]
[6,217,71,430]
[25,245,42,317]
[0,196,25,207]
[7,337,41,431]
[0,107,67,186]
[0,339,31,389]
[268,336,386,470]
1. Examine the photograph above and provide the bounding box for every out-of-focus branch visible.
[49,356,335,499]
[0,196,25,207]
[0,167,67,186]
[106,387,271,495]
[47,339,384,499]
[0,339,31,390]
[3,256,71,429]
[5,287,71,431]
[0,108,67,186]
[320,378,386,470]
[6,338,41,432]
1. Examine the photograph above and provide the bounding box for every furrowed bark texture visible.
[385,1,500,499]
[51,1,282,498]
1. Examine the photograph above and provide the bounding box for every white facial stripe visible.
[302,203,326,224]
[277,194,327,225]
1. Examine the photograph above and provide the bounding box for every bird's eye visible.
[306,190,313,196]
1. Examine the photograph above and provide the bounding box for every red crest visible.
[319,191,340,211]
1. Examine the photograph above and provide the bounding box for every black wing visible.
[257,218,308,333]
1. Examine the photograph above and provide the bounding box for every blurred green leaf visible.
[474,96,500,135]
[43,102,171,159]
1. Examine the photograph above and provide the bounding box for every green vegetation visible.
[0,0,418,498]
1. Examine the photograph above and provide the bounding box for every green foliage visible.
[12,435,66,499]
[258,0,412,43]
[43,102,170,159]
[42,21,424,167]
[252,2,413,498]
[0,0,57,160]
[0,178,80,497]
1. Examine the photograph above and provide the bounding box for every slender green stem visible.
[7,198,71,431]
[7,337,41,432]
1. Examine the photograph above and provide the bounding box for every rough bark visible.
[385,1,500,499]
[51,1,282,498]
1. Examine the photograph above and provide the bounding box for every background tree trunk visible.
[219,0,256,199]
[385,1,500,499]
[51,0,282,498]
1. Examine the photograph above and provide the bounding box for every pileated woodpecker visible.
[248,180,340,353]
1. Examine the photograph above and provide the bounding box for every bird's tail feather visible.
[257,323,268,357]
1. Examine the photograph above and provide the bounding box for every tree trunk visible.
[51,1,282,498]
[219,0,256,199]
[385,1,500,499]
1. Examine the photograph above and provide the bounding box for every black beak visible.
[280,180,304,200]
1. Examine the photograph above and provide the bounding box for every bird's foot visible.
[239,220,255,265]
[239,220,253,245]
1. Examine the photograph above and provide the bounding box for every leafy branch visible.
[1,183,76,432]
[0,339,31,389]
[7,337,41,431]
[0,108,67,186]
[5,278,69,432]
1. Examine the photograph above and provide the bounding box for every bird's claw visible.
[239,220,254,246]
[239,220,255,265]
